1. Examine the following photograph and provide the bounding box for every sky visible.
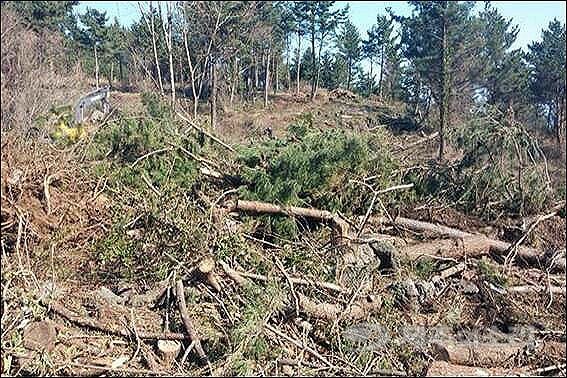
[77,1,566,51]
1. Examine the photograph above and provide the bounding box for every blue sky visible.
[77,1,566,51]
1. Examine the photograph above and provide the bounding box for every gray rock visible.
[96,287,125,305]
[459,279,479,295]
[369,240,399,272]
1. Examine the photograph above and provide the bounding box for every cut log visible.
[298,293,381,321]
[431,341,523,367]
[223,199,564,269]
[427,361,528,377]
[198,257,221,292]
[226,199,349,243]
[507,285,566,295]
[370,216,565,270]
[23,321,57,353]
[157,340,181,367]
[431,341,566,368]
[401,236,491,261]
[228,199,334,221]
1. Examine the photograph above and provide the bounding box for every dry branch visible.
[174,279,208,363]
[397,132,439,151]
[42,300,191,341]
[176,111,235,152]
[220,262,348,293]
[298,293,381,321]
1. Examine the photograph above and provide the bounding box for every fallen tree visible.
[400,236,490,261]
[225,199,350,242]
[370,215,565,270]
[222,199,565,270]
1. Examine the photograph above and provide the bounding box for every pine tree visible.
[79,7,109,88]
[336,19,361,91]
[3,1,78,32]
[296,1,347,100]
[397,1,483,161]
[367,14,394,99]
[528,19,566,145]
[478,3,530,113]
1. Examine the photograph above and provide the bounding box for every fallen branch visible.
[174,280,208,364]
[131,147,173,168]
[504,201,566,268]
[64,361,166,376]
[42,300,191,341]
[176,111,235,152]
[264,324,334,368]
[220,262,348,294]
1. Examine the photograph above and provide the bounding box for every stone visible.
[459,280,479,295]
[96,286,125,305]
[369,240,399,272]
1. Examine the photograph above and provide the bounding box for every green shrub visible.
[406,106,553,219]
[238,114,398,213]
[86,115,212,281]
[235,114,400,238]
[141,91,172,120]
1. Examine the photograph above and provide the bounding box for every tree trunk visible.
[274,55,279,94]
[149,2,163,95]
[264,48,270,108]
[312,37,324,101]
[368,58,373,96]
[210,60,217,129]
[109,61,113,88]
[230,57,238,106]
[347,57,352,91]
[438,9,448,162]
[184,33,199,118]
[161,3,175,107]
[310,26,316,101]
[94,44,99,89]
[378,44,385,99]
[118,55,123,84]
[254,52,259,90]
[286,36,291,92]
[296,30,301,96]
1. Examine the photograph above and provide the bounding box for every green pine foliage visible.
[407,105,553,219]
[85,99,210,281]
[238,113,398,215]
